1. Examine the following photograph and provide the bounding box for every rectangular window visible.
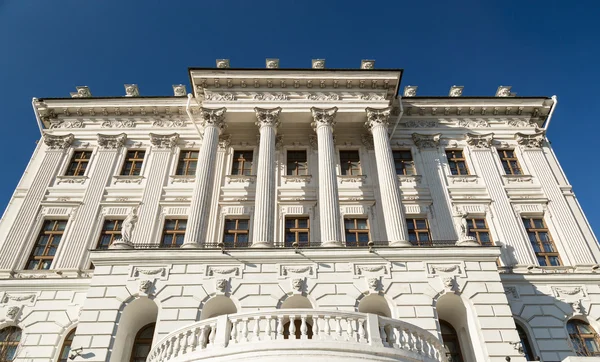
[446,150,469,176]
[176,150,199,176]
[287,150,308,176]
[160,219,187,248]
[467,218,493,246]
[65,151,92,176]
[499,150,523,175]
[231,151,253,176]
[26,220,67,270]
[285,217,310,247]
[340,150,361,176]
[223,219,249,247]
[344,218,370,247]
[96,219,122,249]
[120,150,145,176]
[393,150,416,175]
[523,218,561,266]
[407,218,431,246]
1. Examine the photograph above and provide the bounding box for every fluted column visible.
[311,107,342,247]
[0,134,73,271]
[365,108,410,246]
[251,107,281,247]
[182,108,226,248]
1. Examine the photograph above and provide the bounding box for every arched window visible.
[567,319,600,356]
[130,323,155,362]
[515,323,535,361]
[58,329,76,362]
[440,320,463,362]
[0,327,21,361]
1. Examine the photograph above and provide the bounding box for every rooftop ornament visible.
[70,86,92,98]
[361,59,375,69]
[124,84,139,97]
[172,84,187,97]
[496,85,515,97]
[449,86,464,97]
[311,59,325,69]
[266,58,279,69]
[404,86,417,97]
[216,59,230,68]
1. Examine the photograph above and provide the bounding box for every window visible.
[130,323,155,362]
[393,150,416,175]
[58,329,76,362]
[231,150,253,175]
[446,150,469,176]
[407,218,431,246]
[176,150,198,176]
[340,150,361,176]
[65,151,92,176]
[26,220,67,270]
[499,150,522,175]
[287,150,308,176]
[120,150,145,176]
[96,219,122,249]
[285,217,310,247]
[223,219,249,248]
[160,219,187,248]
[523,218,561,266]
[568,319,600,357]
[344,218,370,247]
[515,323,535,361]
[440,320,464,362]
[0,327,21,362]
[467,218,493,246]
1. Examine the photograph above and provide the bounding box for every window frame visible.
[222,218,250,248]
[25,219,68,270]
[467,218,493,246]
[344,217,371,247]
[446,149,470,176]
[523,217,562,266]
[0,326,21,362]
[406,218,432,246]
[160,219,187,248]
[339,150,362,176]
[65,150,93,177]
[129,323,155,362]
[392,150,416,175]
[440,320,464,362]
[119,150,146,176]
[231,150,254,176]
[175,149,199,176]
[58,328,76,362]
[567,319,600,357]
[286,150,308,176]
[284,217,310,247]
[498,149,523,176]
[96,219,123,249]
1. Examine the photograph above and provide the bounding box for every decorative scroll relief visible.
[49,120,84,129]
[112,175,144,185]
[254,93,289,101]
[352,263,392,279]
[101,119,135,128]
[282,175,312,184]
[427,263,463,276]
[337,175,366,184]
[204,91,236,101]
[507,119,537,128]
[403,120,439,128]
[205,265,243,279]
[56,176,88,185]
[397,175,421,184]
[457,119,489,128]
[504,286,520,300]
[153,119,186,128]
[552,286,586,299]
[360,93,386,101]
[412,133,441,149]
[306,93,340,101]
[1,293,37,305]
[170,175,196,184]
[129,266,170,281]
[225,175,256,184]
[279,264,317,278]
[502,175,534,184]
[447,175,479,185]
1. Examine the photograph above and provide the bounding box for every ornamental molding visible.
[457,119,489,128]
[129,266,170,281]
[278,264,317,278]
[397,175,422,184]
[56,175,88,185]
[206,265,242,278]
[204,91,236,101]
[466,133,494,149]
[412,133,441,149]
[352,263,391,279]
[43,133,74,150]
[311,107,338,130]
[306,93,340,101]
[403,120,438,128]
[170,175,196,184]
[200,107,227,130]
[97,133,127,149]
[552,286,586,300]
[502,175,533,184]
[218,134,231,149]
[515,131,545,148]
[253,92,289,101]
[1,293,36,304]
[225,175,256,184]
[150,133,179,149]
[507,119,537,128]
[337,175,366,183]
[112,175,144,185]
[447,175,479,184]
[101,119,135,128]
[360,93,386,101]
[254,107,282,129]
[49,119,83,129]
[152,118,186,128]
[427,263,463,276]
[365,107,391,131]
[282,175,312,184]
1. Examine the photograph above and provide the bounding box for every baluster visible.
[208,323,217,346]
[387,325,395,347]
[346,317,353,341]
[335,317,342,340]
[289,315,297,339]
[414,332,422,353]
[277,316,284,340]
[405,328,413,351]
[199,326,208,349]
[312,316,320,340]
[162,341,169,359]
[423,337,431,357]
[253,316,261,341]
[324,316,331,340]
[174,334,183,356]
[300,316,308,339]
[379,323,388,347]
[394,326,402,349]
[242,318,250,342]
[181,329,190,354]
[166,337,174,358]
[358,319,367,343]
[230,319,238,343]
[191,327,199,352]
[265,316,273,340]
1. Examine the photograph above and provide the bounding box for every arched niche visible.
[280,295,313,309]
[357,294,392,317]
[436,293,482,362]
[200,296,237,320]
[110,297,158,362]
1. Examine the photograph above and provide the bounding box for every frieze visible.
[153,118,186,128]
[457,119,489,128]
[397,175,421,184]
[253,93,289,101]
[49,119,83,129]
[507,119,537,128]
[101,119,135,128]
[360,93,386,101]
[352,263,391,279]
[552,286,585,299]
[1,293,36,304]
[403,120,438,128]
[306,93,340,101]
[204,92,236,101]
[338,175,366,183]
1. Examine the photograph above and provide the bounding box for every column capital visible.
[466,133,494,149]
[43,133,74,150]
[254,107,282,129]
[412,133,441,149]
[365,107,392,131]
[311,107,338,131]
[150,133,179,150]
[200,107,227,130]
[97,133,127,150]
[515,131,545,149]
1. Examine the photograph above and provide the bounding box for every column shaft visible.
[252,125,277,246]
[316,124,342,245]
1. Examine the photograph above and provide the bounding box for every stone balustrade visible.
[148,309,444,362]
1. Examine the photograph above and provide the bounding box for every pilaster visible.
[252,107,281,247]
[182,108,226,248]
[311,107,342,247]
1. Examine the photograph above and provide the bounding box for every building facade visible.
[0,59,598,362]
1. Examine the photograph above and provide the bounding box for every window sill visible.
[447,175,478,184]
[502,174,533,184]
[282,175,312,184]
[225,175,256,184]
[337,175,367,184]
[56,175,88,185]
[170,175,196,184]
[112,175,144,185]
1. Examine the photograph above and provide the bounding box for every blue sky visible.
[0,1,599,235]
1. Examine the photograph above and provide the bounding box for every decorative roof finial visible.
[172,84,187,97]
[70,86,92,98]
[361,60,375,69]
[449,86,464,97]
[496,86,514,97]
[216,59,230,68]
[312,59,325,69]
[404,86,417,97]
[266,59,279,69]
[124,84,139,97]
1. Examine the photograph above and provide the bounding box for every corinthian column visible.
[251,107,281,247]
[182,108,226,248]
[311,107,342,247]
[365,108,410,246]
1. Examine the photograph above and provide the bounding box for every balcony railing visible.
[93,239,471,251]
[147,309,444,362]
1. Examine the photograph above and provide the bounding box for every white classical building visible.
[0,59,598,362]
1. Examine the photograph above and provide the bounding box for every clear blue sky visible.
[1,1,599,236]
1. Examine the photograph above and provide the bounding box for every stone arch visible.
[200,295,238,320]
[513,316,539,361]
[565,316,600,356]
[53,322,78,362]
[279,295,314,309]
[356,293,392,317]
[110,297,159,362]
